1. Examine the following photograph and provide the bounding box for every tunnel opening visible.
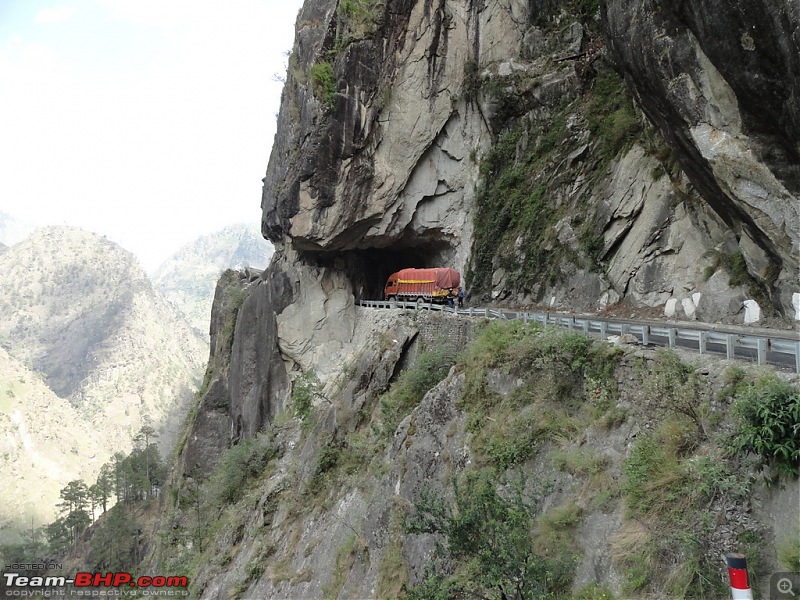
[301,238,457,302]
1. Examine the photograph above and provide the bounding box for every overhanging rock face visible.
[604,0,800,314]
[261,0,515,270]
[263,0,798,324]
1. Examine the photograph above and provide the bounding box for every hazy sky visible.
[0,0,303,270]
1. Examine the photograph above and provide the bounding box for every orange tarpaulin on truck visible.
[395,268,460,290]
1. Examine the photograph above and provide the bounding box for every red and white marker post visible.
[725,553,753,600]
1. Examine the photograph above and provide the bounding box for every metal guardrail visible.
[356,299,800,373]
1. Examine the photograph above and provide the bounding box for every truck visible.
[383,268,461,304]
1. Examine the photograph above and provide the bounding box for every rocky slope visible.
[0,227,206,537]
[138,0,799,597]
[151,223,274,334]
[145,282,798,598]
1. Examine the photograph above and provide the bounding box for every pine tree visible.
[92,463,115,514]
[57,480,91,544]
[133,425,158,486]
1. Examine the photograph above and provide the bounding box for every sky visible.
[0,0,303,271]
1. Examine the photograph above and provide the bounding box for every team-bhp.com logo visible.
[3,572,188,596]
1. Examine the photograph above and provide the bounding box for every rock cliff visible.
[142,0,800,598]
[261,0,799,326]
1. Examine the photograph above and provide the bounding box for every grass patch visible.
[456,322,622,467]
[379,347,454,438]
[376,499,409,598]
[642,350,710,438]
[335,0,381,41]
[309,61,336,108]
[584,67,641,163]
[218,280,248,355]
[617,416,752,597]
[404,468,576,599]
[322,533,366,599]
[467,121,564,295]
[777,527,800,571]
[466,62,643,300]
[552,447,609,477]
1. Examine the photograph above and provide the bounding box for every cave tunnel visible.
[304,238,456,302]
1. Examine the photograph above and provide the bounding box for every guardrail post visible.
[621,323,629,337]
[668,328,677,348]
[642,325,650,346]
[795,342,800,374]
[699,331,707,355]
[599,321,607,340]
[522,312,528,324]
[582,320,589,334]
[757,338,767,365]
[725,553,753,600]
[726,335,735,360]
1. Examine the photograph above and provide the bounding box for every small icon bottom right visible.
[772,573,800,599]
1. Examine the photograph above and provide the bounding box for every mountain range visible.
[0,226,207,541]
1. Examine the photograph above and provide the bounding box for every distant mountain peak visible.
[152,223,274,333]
[0,210,38,246]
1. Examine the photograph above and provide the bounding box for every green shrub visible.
[730,375,800,478]
[717,365,750,401]
[207,436,278,507]
[309,61,336,108]
[292,370,320,420]
[404,469,575,599]
[336,0,380,40]
[585,68,641,161]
